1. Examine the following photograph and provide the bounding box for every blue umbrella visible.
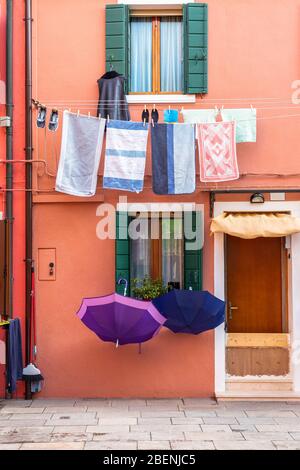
[152,290,225,334]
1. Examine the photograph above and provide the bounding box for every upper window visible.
[105,3,208,96]
[130,16,183,93]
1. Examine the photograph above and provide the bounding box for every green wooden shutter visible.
[105,4,129,92]
[184,212,203,290]
[183,3,208,94]
[115,211,130,295]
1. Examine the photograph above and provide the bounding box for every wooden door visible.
[226,236,285,333]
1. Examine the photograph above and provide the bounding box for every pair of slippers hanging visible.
[36,105,59,132]
[142,107,159,125]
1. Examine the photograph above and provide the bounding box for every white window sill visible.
[126,94,196,104]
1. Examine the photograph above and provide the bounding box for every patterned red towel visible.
[197,121,239,183]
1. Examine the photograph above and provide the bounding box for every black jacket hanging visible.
[97,71,130,121]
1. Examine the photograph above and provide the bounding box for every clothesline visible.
[33,108,300,123]
[39,97,295,102]
[37,104,300,110]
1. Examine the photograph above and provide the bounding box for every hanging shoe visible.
[48,109,59,132]
[142,108,149,123]
[36,105,47,129]
[151,108,159,124]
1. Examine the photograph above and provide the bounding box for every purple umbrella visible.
[77,293,166,346]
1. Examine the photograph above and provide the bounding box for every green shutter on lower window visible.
[105,4,129,92]
[183,3,208,94]
[115,211,130,295]
[184,212,203,291]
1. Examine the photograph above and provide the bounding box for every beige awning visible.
[210,212,300,239]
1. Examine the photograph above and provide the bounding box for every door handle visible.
[228,302,238,320]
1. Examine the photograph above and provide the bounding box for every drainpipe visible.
[5,0,14,319]
[25,0,33,400]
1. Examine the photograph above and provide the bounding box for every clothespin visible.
[68,108,71,113]
[251,104,254,114]
[77,110,80,117]
[144,104,147,111]
[88,112,91,119]
[152,118,155,128]
[153,103,156,110]
[98,113,101,120]
[143,118,146,127]
[107,114,110,123]
[168,105,171,114]
[180,106,184,114]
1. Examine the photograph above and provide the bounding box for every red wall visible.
[0,0,26,398]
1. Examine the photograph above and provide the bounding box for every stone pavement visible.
[1,398,300,450]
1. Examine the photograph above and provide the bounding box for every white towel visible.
[221,108,257,143]
[182,109,218,124]
[56,111,106,197]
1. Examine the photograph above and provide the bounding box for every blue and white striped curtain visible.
[130,18,152,93]
[160,17,183,92]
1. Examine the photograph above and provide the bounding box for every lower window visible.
[130,216,183,289]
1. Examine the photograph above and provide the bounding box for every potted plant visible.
[131,277,168,301]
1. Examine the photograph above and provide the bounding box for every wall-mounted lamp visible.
[250,193,265,204]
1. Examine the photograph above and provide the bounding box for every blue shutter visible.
[105,4,129,92]
[183,3,208,94]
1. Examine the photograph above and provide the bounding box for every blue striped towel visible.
[151,123,196,195]
[103,120,149,193]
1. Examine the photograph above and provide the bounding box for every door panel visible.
[226,236,284,333]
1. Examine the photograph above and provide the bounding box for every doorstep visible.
[216,390,300,402]
[226,376,293,392]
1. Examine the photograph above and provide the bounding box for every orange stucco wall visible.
[30,0,300,397]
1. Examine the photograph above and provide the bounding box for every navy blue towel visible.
[7,318,23,393]
[151,123,195,195]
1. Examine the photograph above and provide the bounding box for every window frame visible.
[129,215,184,288]
[129,9,184,95]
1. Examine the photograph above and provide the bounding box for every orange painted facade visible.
[2,0,300,398]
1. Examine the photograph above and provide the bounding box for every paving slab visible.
[0,407,45,414]
[45,407,87,413]
[0,443,22,450]
[92,432,150,442]
[246,410,297,418]
[131,424,201,433]
[256,424,300,432]
[30,399,76,408]
[273,440,300,450]
[10,413,52,420]
[202,417,238,425]
[97,417,137,425]
[201,424,233,432]
[138,418,172,425]
[138,440,171,450]
[171,440,215,450]
[184,410,217,417]
[243,432,293,441]
[151,431,185,441]
[85,441,137,450]
[185,431,244,441]
[214,440,276,450]
[0,419,47,427]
